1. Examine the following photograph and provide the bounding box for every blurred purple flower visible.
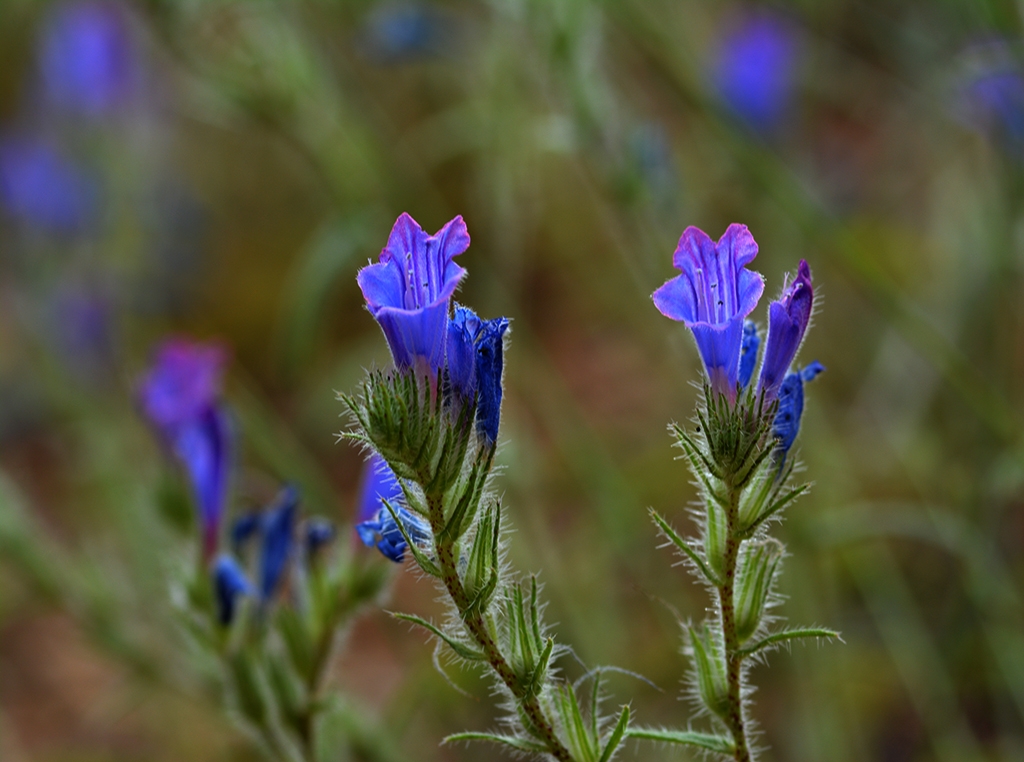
[0,136,96,232]
[356,452,403,524]
[362,2,451,63]
[39,0,139,117]
[357,213,469,373]
[758,260,814,401]
[713,11,800,134]
[259,486,299,602]
[213,554,252,626]
[50,286,115,379]
[773,361,825,457]
[138,339,230,560]
[961,66,1024,156]
[652,224,765,401]
[305,517,336,555]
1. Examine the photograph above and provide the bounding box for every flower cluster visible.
[652,224,822,447]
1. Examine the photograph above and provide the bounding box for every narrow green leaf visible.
[649,509,720,586]
[737,627,843,658]
[739,483,809,539]
[444,732,548,754]
[625,728,734,754]
[597,705,631,762]
[390,612,486,661]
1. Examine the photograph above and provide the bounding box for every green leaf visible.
[626,728,734,754]
[734,539,783,643]
[737,627,843,658]
[649,509,720,586]
[390,612,486,661]
[739,483,809,539]
[598,704,631,762]
[444,732,548,754]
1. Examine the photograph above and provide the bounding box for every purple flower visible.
[259,486,299,602]
[357,213,470,373]
[213,554,252,626]
[773,361,825,457]
[713,11,800,135]
[138,339,230,560]
[652,224,765,401]
[962,68,1024,157]
[39,1,139,117]
[355,453,429,563]
[758,260,814,401]
[0,136,97,232]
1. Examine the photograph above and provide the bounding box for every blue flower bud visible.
[259,486,299,601]
[356,504,430,563]
[305,517,336,555]
[213,554,252,626]
[231,513,260,551]
[773,361,824,455]
[474,317,509,444]
[446,304,480,402]
[738,319,760,390]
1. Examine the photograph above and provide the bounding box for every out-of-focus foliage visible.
[1,1,1024,761]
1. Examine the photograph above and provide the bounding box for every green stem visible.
[428,495,574,762]
[718,481,752,762]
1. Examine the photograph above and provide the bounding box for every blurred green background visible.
[1,0,1024,760]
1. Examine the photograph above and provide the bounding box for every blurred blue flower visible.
[357,213,469,373]
[213,554,253,626]
[773,361,825,456]
[713,11,800,134]
[0,136,96,232]
[231,513,260,552]
[473,316,510,444]
[139,339,230,560]
[259,486,299,602]
[39,0,139,117]
[652,224,765,401]
[355,453,429,562]
[758,260,814,401]
[305,517,336,555]
[362,2,450,63]
[49,286,115,380]
[960,62,1024,157]
[738,319,760,390]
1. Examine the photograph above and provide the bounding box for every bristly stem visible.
[718,477,752,762]
[427,493,574,762]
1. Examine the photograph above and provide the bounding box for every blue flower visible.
[773,361,825,456]
[652,224,765,401]
[213,554,252,626]
[758,260,814,401]
[355,453,429,563]
[231,513,260,552]
[259,486,299,601]
[357,213,469,373]
[473,317,510,444]
[362,2,451,63]
[305,518,336,555]
[0,136,97,232]
[961,65,1024,157]
[738,319,760,390]
[39,0,139,117]
[139,339,231,561]
[713,11,799,135]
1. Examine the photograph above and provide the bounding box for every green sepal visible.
[505,581,539,690]
[598,704,631,762]
[439,444,494,544]
[704,500,728,582]
[738,482,808,539]
[390,611,487,662]
[689,624,730,719]
[737,627,843,658]
[444,732,548,754]
[625,727,735,754]
[228,650,269,726]
[649,509,720,586]
[555,683,599,762]
[735,539,783,643]
[276,606,316,683]
[463,501,501,615]
[265,653,306,734]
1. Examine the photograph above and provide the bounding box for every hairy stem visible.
[718,480,752,762]
[428,495,574,762]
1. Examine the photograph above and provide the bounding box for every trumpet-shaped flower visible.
[357,213,469,373]
[758,260,814,400]
[139,339,230,561]
[652,224,765,400]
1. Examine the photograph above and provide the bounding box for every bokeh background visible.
[1,0,1023,760]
